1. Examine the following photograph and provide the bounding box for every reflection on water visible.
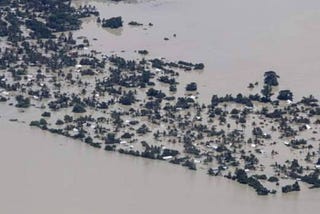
[104,27,124,36]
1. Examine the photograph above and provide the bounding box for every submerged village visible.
[1,0,320,196]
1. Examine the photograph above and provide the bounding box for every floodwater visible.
[73,0,320,101]
[1,117,320,214]
[2,0,320,213]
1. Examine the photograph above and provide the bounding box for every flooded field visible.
[1,0,320,213]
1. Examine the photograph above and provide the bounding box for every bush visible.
[277,90,293,101]
[186,82,197,91]
[72,103,86,113]
[41,111,51,117]
[15,95,30,108]
[102,17,123,29]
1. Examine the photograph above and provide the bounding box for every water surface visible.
[74,0,320,101]
[2,1,320,213]
[1,118,320,214]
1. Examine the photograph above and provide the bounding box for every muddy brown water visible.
[2,0,320,213]
[73,0,320,101]
[1,116,320,214]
